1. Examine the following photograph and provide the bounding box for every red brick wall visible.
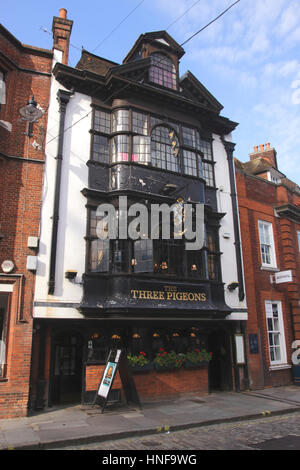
[0,28,52,418]
[85,364,209,400]
[235,168,299,390]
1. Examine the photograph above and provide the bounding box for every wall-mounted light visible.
[161,261,168,270]
[131,258,137,266]
[227,282,239,291]
[19,96,43,123]
[65,270,77,280]
[191,264,197,271]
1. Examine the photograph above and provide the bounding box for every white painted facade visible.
[34,49,90,319]
[213,134,247,320]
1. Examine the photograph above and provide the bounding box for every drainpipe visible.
[221,138,245,302]
[48,89,72,295]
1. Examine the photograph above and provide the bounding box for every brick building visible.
[235,144,300,389]
[0,21,53,417]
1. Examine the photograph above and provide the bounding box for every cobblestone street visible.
[58,411,300,450]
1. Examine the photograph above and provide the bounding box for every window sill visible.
[0,377,8,382]
[269,363,292,371]
[260,266,280,272]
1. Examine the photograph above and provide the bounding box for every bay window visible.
[90,107,215,186]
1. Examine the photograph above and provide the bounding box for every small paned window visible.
[132,111,148,135]
[133,239,153,273]
[88,209,109,272]
[92,135,109,164]
[151,126,180,172]
[297,231,300,252]
[111,135,129,162]
[199,139,213,161]
[112,109,130,132]
[132,136,151,164]
[149,53,177,90]
[207,231,220,281]
[183,150,197,177]
[93,109,110,134]
[202,161,215,187]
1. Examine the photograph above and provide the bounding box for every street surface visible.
[57,411,300,450]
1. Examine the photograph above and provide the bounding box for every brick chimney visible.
[52,8,73,65]
[249,142,278,169]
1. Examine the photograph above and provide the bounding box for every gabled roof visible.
[180,70,223,114]
[240,157,285,177]
[76,49,118,76]
[123,30,185,63]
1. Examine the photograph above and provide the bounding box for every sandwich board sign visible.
[97,349,121,400]
[94,348,141,413]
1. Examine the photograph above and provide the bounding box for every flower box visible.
[154,363,177,372]
[184,360,210,369]
[129,362,154,374]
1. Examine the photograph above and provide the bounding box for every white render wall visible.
[213,134,247,320]
[34,58,91,319]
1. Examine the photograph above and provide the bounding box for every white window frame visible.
[265,300,287,366]
[297,231,300,252]
[258,220,277,269]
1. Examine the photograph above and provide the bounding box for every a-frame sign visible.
[94,348,141,413]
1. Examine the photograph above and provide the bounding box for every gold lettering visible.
[159,291,165,300]
[131,289,138,299]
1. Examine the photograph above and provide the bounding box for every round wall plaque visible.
[1,260,14,273]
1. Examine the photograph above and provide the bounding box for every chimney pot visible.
[59,8,67,19]
[265,142,270,149]
[254,146,258,152]
[259,144,264,151]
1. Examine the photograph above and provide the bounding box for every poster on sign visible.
[98,361,117,398]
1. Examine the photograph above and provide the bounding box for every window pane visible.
[132,136,151,164]
[182,126,196,147]
[199,139,213,160]
[0,295,8,377]
[149,53,177,90]
[92,135,109,163]
[111,135,129,162]
[134,239,153,272]
[94,109,110,134]
[89,239,109,272]
[202,162,214,186]
[132,111,148,135]
[151,126,180,172]
[183,150,197,177]
[112,109,129,132]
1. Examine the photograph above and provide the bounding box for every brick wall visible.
[0,26,52,418]
[85,364,209,401]
[235,167,299,390]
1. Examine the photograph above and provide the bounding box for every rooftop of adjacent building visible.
[235,143,300,197]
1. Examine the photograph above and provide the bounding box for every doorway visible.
[208,329,233,392]
[51,331,83,405]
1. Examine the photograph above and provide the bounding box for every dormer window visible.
[149,53,177,90]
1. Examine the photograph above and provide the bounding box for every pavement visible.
[0,385,299,450]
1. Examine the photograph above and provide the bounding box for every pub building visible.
[31,10,248,409]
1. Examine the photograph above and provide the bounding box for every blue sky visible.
[2,0,300,183]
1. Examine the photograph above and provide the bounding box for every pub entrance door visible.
[51,331,83,405]
[208,329,233,392]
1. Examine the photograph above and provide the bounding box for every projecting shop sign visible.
[275,270,293,284]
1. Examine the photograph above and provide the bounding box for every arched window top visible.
[149,53,177,90]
